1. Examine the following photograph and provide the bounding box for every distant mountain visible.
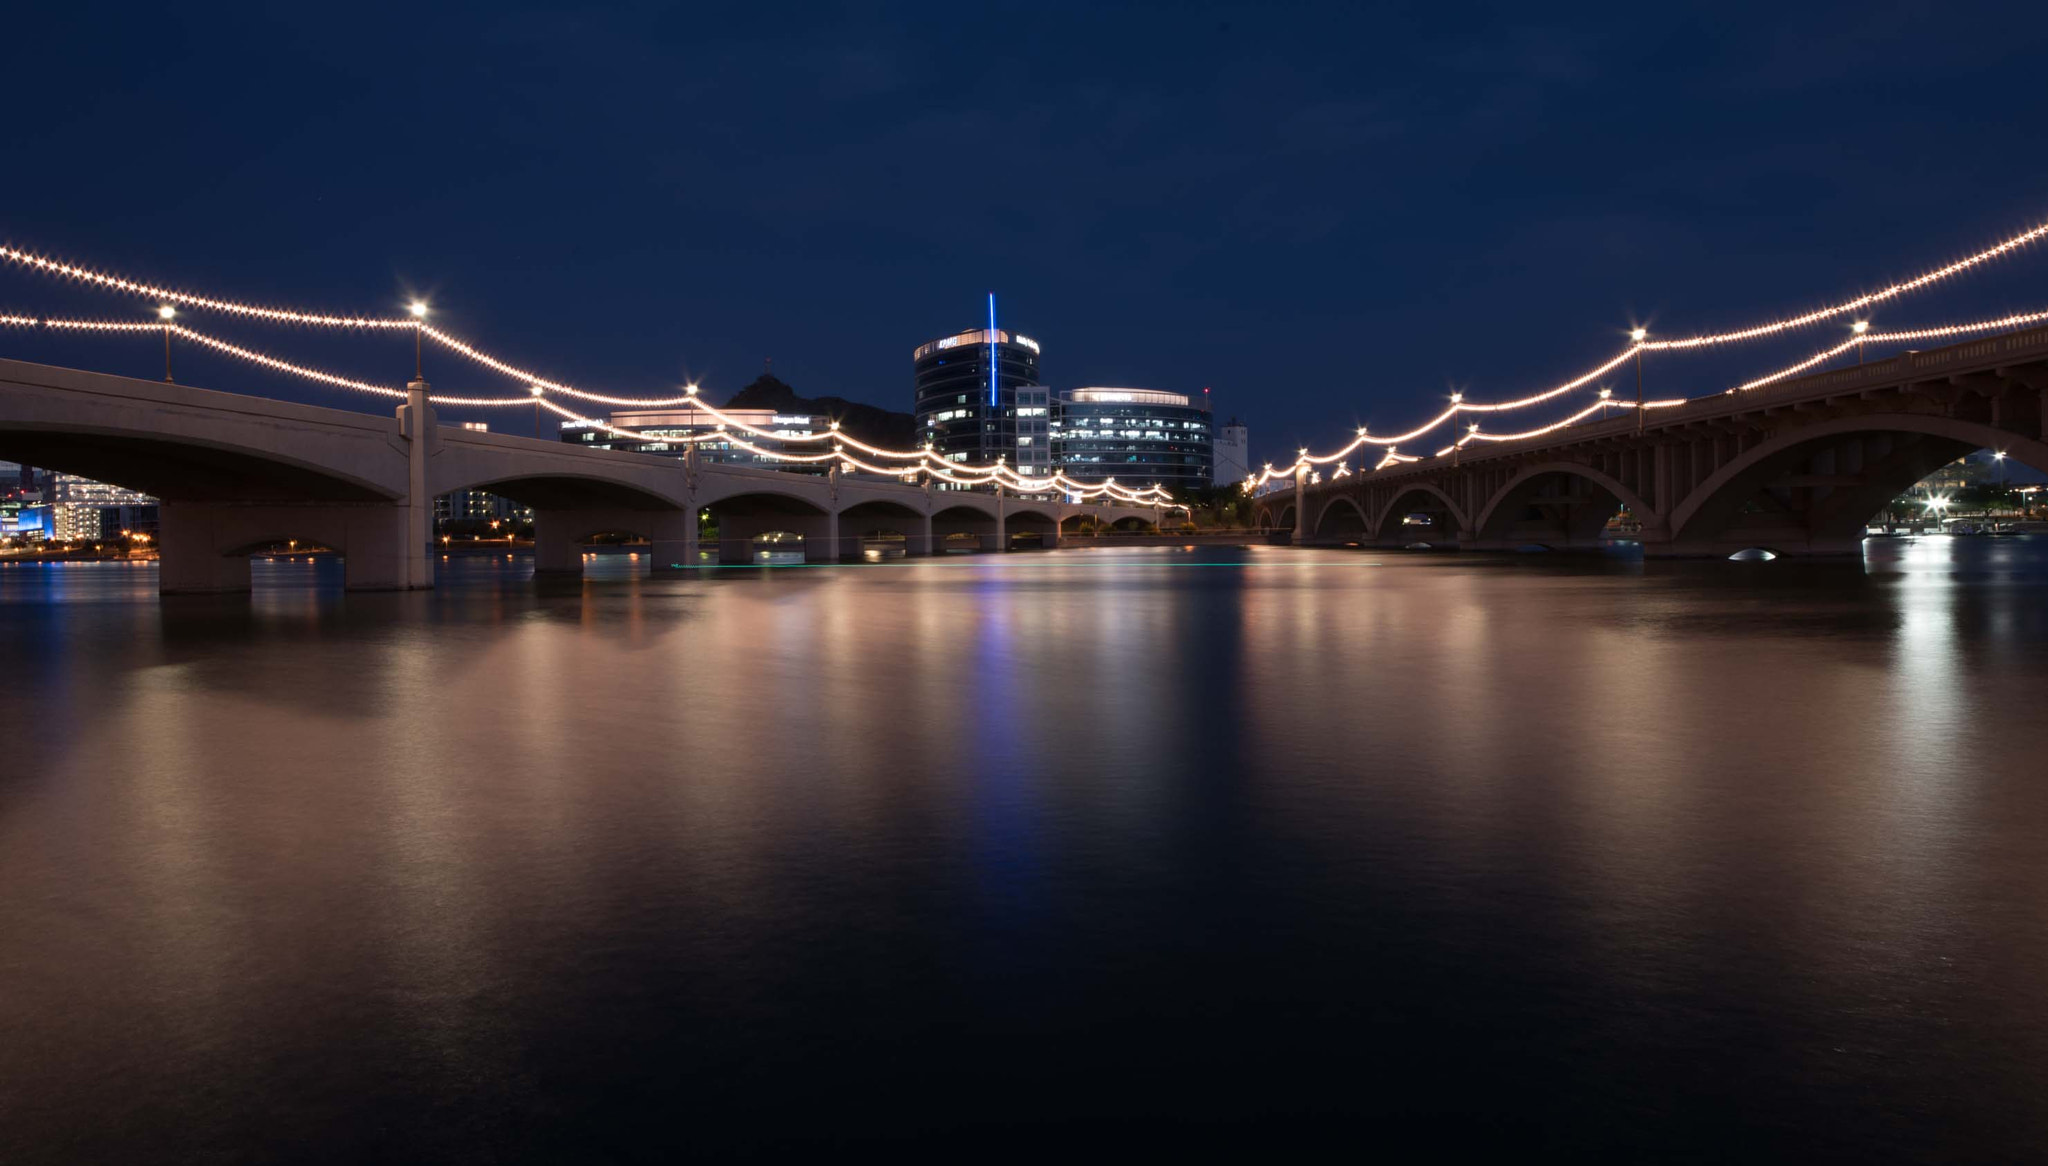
[722,374,915,453]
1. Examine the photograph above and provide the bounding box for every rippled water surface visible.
[4,540,2048,1160]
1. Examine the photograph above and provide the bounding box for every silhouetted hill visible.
[723,374,915,452]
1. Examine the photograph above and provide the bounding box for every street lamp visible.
[408,300,428,380]
[157,305,176,382]
[1853,319,1869,365]
[1630,328,1648,433]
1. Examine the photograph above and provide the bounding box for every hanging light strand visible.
[0,245,413,328]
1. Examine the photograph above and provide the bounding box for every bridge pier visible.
[650,511,700,574]
[532,507,698,576]
[713,509,838,564]
[157,500,418,594]
[399,380,436,590]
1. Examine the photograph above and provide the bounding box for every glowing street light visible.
[1852,319,1870,365]
[157,305,176,382]
[408,300,428,380]
[1630,328,1648,432]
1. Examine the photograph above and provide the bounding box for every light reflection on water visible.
[2,538,2047,1160]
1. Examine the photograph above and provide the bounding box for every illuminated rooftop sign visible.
[1067,388,1192,407]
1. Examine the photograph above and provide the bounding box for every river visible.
[3,539,2046,1160]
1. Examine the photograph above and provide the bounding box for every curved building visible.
[913,328,1050,481]
[1054,388,1213,489]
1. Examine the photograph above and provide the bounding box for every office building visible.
[1054,388,1214,489]
[561,406,831,473]
[46,473,154,542]
[913,326,1045,472]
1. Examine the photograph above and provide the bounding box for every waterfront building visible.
[913,325,1045,472]
[47,474,154,542]
[561,406,830,473]
[1014,385,1053,483]
[1212,416,1250,487]
[436,489,529,526]
[1054,388,1214,489]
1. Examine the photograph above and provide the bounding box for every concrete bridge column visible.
[398,379,437,590]
[157,500,415,593]
[650,509,699,574]
[810,508,841,564]
[1292,467,1307,545]
[336,506,413,590]
[531,511,587,577]
[981,486,1008,552]
[157,501,253,594]
[907,512,933,556]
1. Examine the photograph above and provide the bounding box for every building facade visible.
[46,473,155,542]
[1212,417,1250,487]
[560,407,830,473]
[1054,388,1214,489]
[913,328,1045,473]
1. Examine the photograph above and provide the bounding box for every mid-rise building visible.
[560,406,830,473]
[47,473,154,542]
[1054,388,1214,490]
[1212,417,1250,487]
[1013,385,1053,483]
[913,326,1045,472]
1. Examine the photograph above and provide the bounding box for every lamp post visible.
[1630,328,1648,434]
[1853,319,1869,365]
[408,300,428,380]
[157,305,176,382]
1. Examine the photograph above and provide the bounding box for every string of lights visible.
[34,318,541,406]
[1728,308,2048,394]
[13,215,2047,505]
[0,246,413,328]
[1249,302,2048,487]
[1642,218,2048,351]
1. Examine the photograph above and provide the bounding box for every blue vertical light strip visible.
[986,292,999,409]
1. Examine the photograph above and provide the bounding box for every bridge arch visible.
[703,487,836,563]
[1371,483,1467,545]
[1007,505,1061,550]
[932,501,1000,552]
[0,423,400,503]
[837,498,929,558]
[1668,413,2048,554]
[1313,495,1369,540]
[1474,461,1653,548]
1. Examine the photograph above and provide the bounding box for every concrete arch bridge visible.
[1256,326,2048,556]
[0,359,1166,593]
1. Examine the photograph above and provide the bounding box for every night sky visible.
[6,2,2048,463]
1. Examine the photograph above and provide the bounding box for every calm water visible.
[4,540,2048,1160]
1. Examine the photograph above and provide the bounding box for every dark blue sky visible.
[6,1,2048,462]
